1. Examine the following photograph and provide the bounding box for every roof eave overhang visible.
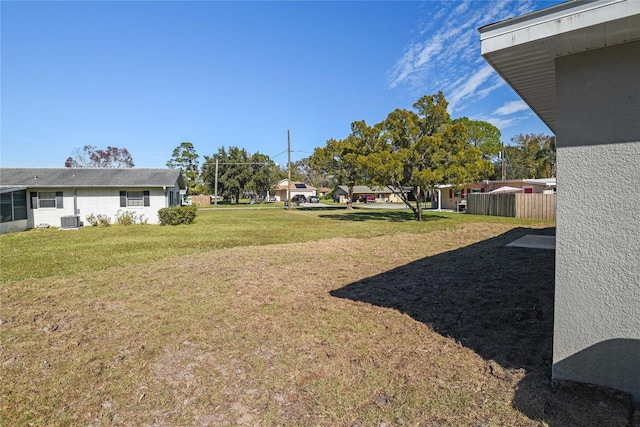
[479,0,640,133]
[21,184,178,188]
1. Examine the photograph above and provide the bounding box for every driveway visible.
[356,203,411,209]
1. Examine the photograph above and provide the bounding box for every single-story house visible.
[333,185,404,203]
[480,0,640,400]
[0,168,186,233]
[435,178,556,211]
[317,187,332,197]
[272,179,316,202]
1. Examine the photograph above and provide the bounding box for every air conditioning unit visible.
[60,215,80,229]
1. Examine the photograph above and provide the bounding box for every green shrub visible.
[85,214,111,227]
[158,205,197,226]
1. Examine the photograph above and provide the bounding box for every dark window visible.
[121,190,150,207]
[39,192,57,208]
[13,191,27,220]
[127,191,144,206]
[1,190,27,223]
[0,193,11,223]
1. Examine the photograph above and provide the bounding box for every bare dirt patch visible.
[1,222,635,425]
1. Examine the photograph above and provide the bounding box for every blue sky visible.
[1,0,563,169]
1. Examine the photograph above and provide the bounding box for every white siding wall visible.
[29,190,75,228]
[30,186,176,227]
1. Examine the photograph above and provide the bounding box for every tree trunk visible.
[415,186,423,221]
[346,181,354,210]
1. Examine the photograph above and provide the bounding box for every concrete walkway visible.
[506,235,556,250]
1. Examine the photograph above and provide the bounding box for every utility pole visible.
[501,142,506,181]
[214,158,219,208]
[286,130,292,208]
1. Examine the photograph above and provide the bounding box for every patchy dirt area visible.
[1,223,636,425]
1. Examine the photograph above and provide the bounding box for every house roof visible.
[436,178,556,189]
[490,186,524,194]
[523,178,556,187]
[336,185,397,194]
[479,0,640,133]
[275,179,316,190]
[0,186,27,194]
[0,168,186,189]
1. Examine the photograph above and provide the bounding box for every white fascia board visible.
[480,0,639,55]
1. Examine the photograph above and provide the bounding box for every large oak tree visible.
[311,92,493,220]
[201,147,278,202]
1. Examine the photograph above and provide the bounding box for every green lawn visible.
[0,207,547,284]
[4,208,631,426]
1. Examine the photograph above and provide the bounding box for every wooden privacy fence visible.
[466,193,556,220]
[189,195,211,206]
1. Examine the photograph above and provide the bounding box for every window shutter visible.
[55,191,63,209]
[120,191,127,207]
[31,192,38,209]
[143,191,150,207]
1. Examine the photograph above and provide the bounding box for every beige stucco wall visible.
[553,41,640,401]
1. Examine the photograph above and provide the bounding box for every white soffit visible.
[479,0,640,133]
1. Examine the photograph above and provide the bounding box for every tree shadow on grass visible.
[318,210,447,222]
[331,226,555,370]
[330,226,635,425]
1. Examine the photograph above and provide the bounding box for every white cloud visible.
[387,0,537,112]
[473,112,531,130]
[453,0,471,15]
[475,78,506,99]
[482,116,518,129]
[447,64,494,111]
[494,100,529,116]
[471,99,533,132]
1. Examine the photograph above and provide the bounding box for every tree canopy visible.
[309,121,375,209]
[502,133,556,179]
[310,92,493,220]
[201,147,278,202]
[292,157,335,191]
[166,142,206,194]
[65,145,134,168]
[452,117,502,161]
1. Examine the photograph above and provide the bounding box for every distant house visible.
[317,187,332,198]
[0,168,186,233]
[273,179,316,202]
[434,178,556,211]
[333,185,404,203]
[480,0,640,401]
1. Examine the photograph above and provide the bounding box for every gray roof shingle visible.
[0,168,185,189]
